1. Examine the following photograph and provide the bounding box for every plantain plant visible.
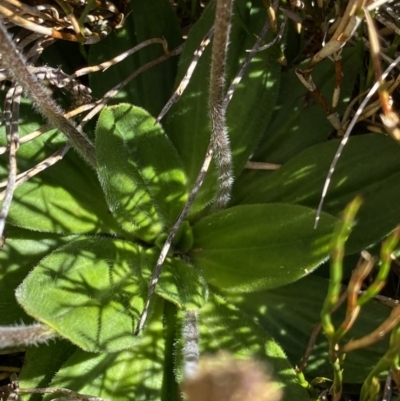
[1,1,400,400]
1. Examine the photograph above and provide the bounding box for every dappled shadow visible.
[42,300,166,401]
[0,227,73,324]
[16,236,154,352]
[0,123,122,235]
[96,104,188,243]
[235,134,400,254]
[224,275,392,383]
[194,292,309,400]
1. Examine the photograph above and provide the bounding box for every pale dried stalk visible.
[223,17,270,109]
[0,20,96,166]
[251,15,286,53]
[244,161,281,170]
[134,144,214,335]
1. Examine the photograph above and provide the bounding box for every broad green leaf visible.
[225,274,391,383]
[44,300,168,401]
[89,0,182,116]
[15,235,204,351]
[164,0,280,216]
[0,100,121,234]
[191,204,338,292]
[253,48,360,164]
[16,237,150,352]
[233,48,360,204]
[175,293,310,401]
[19,340,77,401]
[0,227,74,324]
[96,104,188,243]
[240,134,400,253]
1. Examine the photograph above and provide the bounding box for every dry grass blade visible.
[244,161,281,170]
[334,251,375,340]
[80,46,183,127]
[315,53,400,228]
[0,85,21,237]
[0,19,96,167]
[0,0,127,43]
[0,145,70,198]
[71,38,170,78]
[0,104,95,155]
[156,27,214,124]
[223,16,271,109]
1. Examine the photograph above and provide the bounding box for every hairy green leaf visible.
[15,235,205,351]
[44,300,166,401]
[0,100,120,234]
[16,237,149,352]
[233,49,360,204]
[240,134,400,253]
[191,204,338,292]
[0,227,74,324]
[96,104,188,242]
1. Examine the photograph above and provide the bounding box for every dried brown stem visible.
[341,306,400,353]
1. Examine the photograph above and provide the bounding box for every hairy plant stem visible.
[135,0,235,334]
[0,20,96,167]
[209,0,234,210]
[0,323,57,348]
[182,310,199,380]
